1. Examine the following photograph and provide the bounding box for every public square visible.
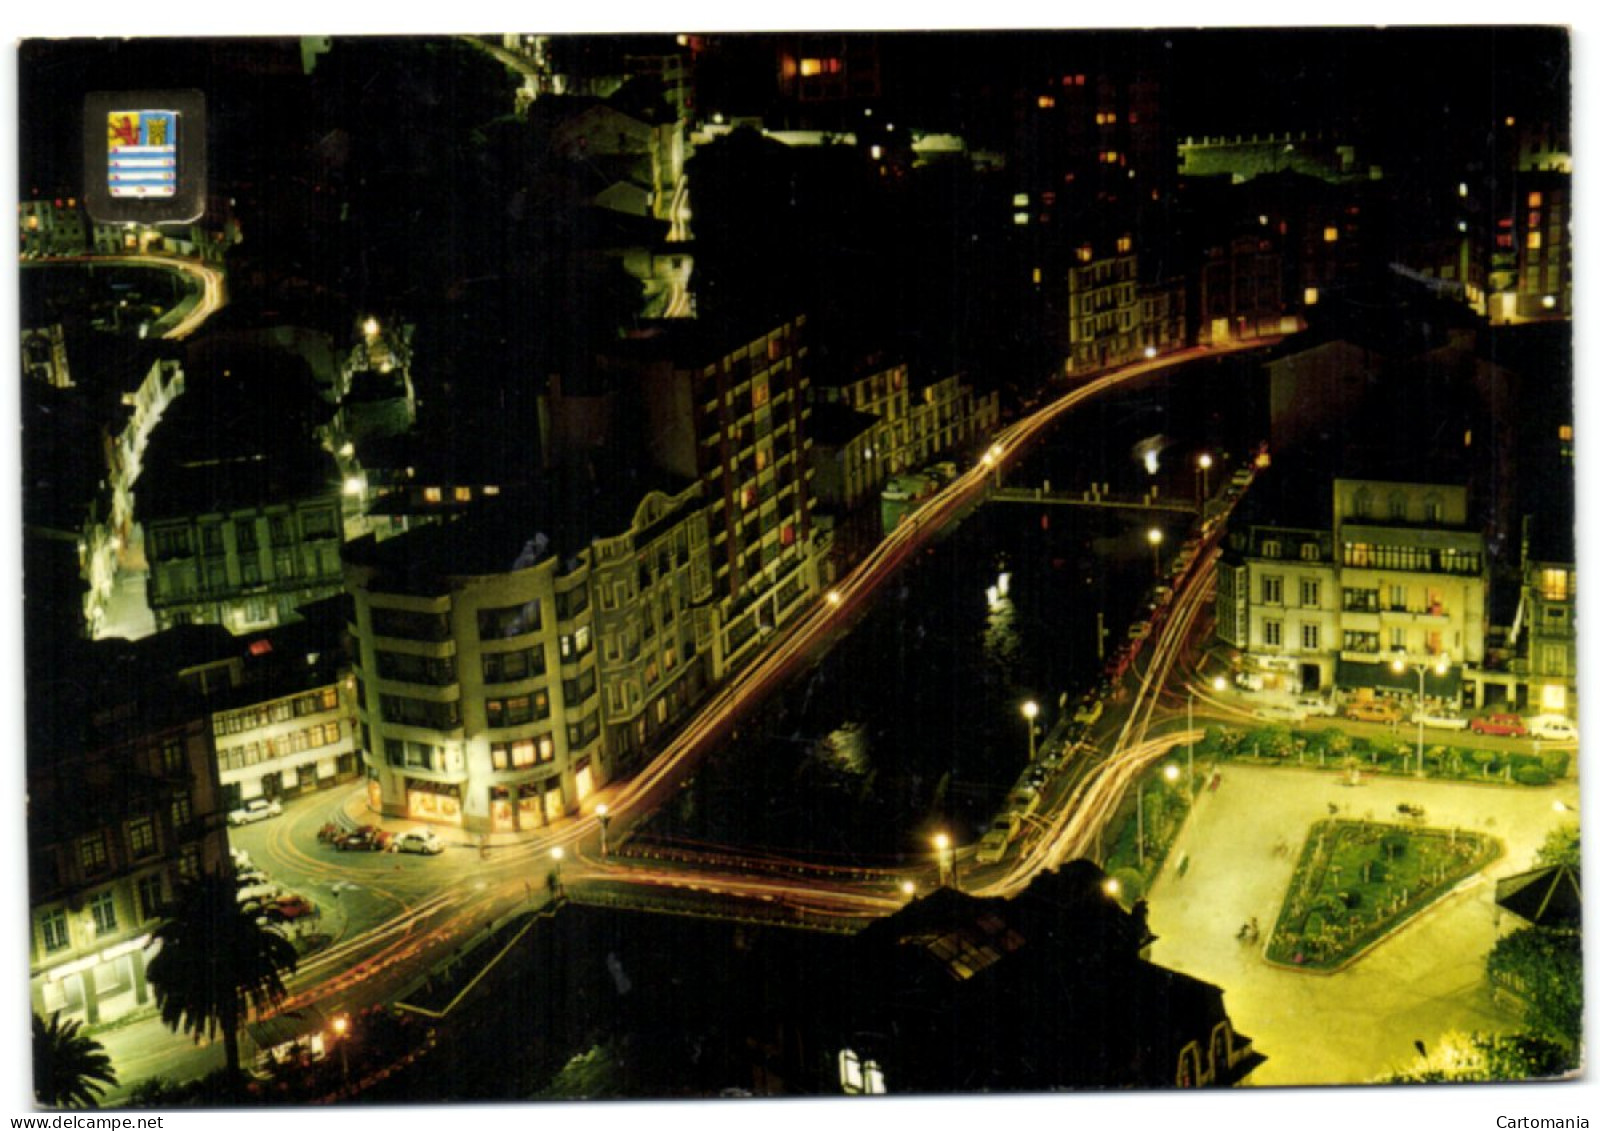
[1147,762,1578,1085]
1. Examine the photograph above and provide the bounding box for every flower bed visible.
[1266,819,1500,970]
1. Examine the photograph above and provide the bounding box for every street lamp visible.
[1147,527,1164,578]
[1136,765,1179,868]
[1197,453,1213,505]
[900,879,916,900]
[1022,700,1040,762]
[595,804,611,858]
[933,832,953,889]
[1391,654,1449,778]
[330,1013,351,1094]
[550,845,565,894]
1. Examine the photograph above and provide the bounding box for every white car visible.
[1254,703,1307,724]
[228,798,283,826]
[1412,709,1469,731]
[1295,695,1337,718]
[1530,715,1578,742]
[391,829,445,855]
[1234,671,1265,692]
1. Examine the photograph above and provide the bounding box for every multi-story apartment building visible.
[589,482,716,773]
[346,479,715,832]
[80,352,186,635]
[22,323,72,388]
[1197,233,1287,348]
[140,365,345,634]
[1217,478,1488,699]
[1061,236,1142,374]
[144,492,345,634]
[604,314,821,679]
[1507,518,1576,718]
[212,668,359,811]
[345,512,601,833]
[19,198,89,256]
[28,639,228,1026]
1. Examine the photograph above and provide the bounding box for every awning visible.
[1495,865,1582,928]
[1335,659,1463,697]
[246,1005,328,1052]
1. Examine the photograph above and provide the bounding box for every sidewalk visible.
[1145,763,1575,1085]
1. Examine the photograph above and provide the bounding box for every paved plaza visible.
[1146,762,1578,1086]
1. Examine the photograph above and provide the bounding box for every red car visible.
[264,895,317,923]
[336,825,393,852]
[1469,713,1528,737]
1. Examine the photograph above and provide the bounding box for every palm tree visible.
[32,1011,117,1108]
[145,867,298,1099]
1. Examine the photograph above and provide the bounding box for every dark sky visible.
[20,27,1570,196]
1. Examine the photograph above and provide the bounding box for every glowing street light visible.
[1147,527,1164,577]
[550,845,565,893]
[595,804,611,857]
[900,879,916,899]
[362,317,379,339]
[330,1013,351,1093]
[1391,654,1450,778]
[933,832,953,889]
[1022,700,1040,762]
[1197,452,1213,503]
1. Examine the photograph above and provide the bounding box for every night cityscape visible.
[14,23,1586,1116]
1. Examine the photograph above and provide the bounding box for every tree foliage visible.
[145,868,299,1094]
[1382,1030,1574,1083]
[32,1011,117,1108]
[1536,822,1580,869]
[1487,926,1582,1045]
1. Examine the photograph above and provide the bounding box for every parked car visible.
[1073,698,1104,726]
[237,881,283,907]
[1529,715,1577,741]
[264,895,317,923]
[1295,694,1338,718]
[336,825,393,852]
[1345,699,1403,725]
[1469,713,1528,737]
[1254,703,1307,724]
[228,798,283,826]
[1234,671,1265,692]
[391,829,445,855]
[975,828,1010,865]
[1006,786,1041,818]
[1412,709,1469,731]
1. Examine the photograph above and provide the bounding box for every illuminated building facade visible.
[346,480,715,831]
[28,649,228,1026]
[1218,479,1488,699]
[604,314,821,679]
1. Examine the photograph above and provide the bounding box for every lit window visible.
[1012,193,1029,207]
[1540,568,1571,601]
[799,58,823,76]
[1013,212,1030,226]
[1037,95,1055,109]
[1076,245,1093,263]
[454,486,472,502]
[1529,191,1543,208]
[1032,267,1042,284]
[1528,232,1543,250]
[423,487,442,503]
[1116,235,1132,253]
[1304,287,1319,306]
[1323,226,1339,243]
[1559,424,1573,442]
